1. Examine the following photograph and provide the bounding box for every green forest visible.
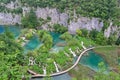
[0,0,120,80]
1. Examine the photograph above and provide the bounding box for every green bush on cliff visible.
[21,9,38,28]
[53,24,68,33]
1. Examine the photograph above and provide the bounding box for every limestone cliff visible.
[0,1,119,37]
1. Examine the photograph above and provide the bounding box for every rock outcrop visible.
[0,5,119,37]
[0,13,21,25]
[68,17,103,34]
[104,22,120,38]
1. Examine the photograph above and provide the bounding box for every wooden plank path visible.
[28,47,95,78]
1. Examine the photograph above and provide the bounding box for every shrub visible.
[60,32,72,41]
[53,24,68,33]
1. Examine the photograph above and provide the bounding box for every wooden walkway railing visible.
[28,47,95,78]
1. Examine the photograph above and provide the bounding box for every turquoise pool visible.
[50,32,64,45]
[24,36,41,52]
[0,25,21,38]
[8,26,21,38]
[50,32,65,52]
[23,32,64,53]
[0,26,4,33]
[79,51,108,71]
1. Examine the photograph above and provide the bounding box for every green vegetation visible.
[94,46,120,66]
[21,9,38,28]
[0,32,29,80]
[18,0,119,19]
[69,62,120,80]
[60,32,72,41]
[37,30,53,52]
[53,24,68,33]
[76,29,119,46]
[0,0,120,79]
[116,36,120,45]
[0,0,120,27]
[0,27,120,80]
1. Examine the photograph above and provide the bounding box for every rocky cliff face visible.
[68,17,103,34]
[0,13,21,25]
[0,1,119,37]
[0,7,110,36]
[104,22,120,38]
[35,7,104,34]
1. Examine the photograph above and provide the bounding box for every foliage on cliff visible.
[1,0,119,20]
[21,9,38,28]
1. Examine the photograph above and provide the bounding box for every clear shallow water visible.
[8,26,21,38]
[24,36,41,52]
[50,32,64,45]
[24,32,63,52]
[0,26,4,33]
[50,32,65,52]
[79,51,108,71]
[0,25,21,38]
[31,73,71,80]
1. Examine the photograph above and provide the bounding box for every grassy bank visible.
[68,64,95,80]
[94,46,120,68]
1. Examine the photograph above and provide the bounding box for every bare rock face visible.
[36,7,49,19]
[41,24,49,30]
[48,8,60,24]
[5,1,20,9]
[35,8,104,34]
[59,13,69,27]
[0,13,21,25]
[104,22,120,38]
[68,17,103,34]
[0,7,104,35]
[35,7,68,26]
[22,7,30,17]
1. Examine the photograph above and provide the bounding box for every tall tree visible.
[21,9,38,28]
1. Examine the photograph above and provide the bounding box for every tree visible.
[81,29,88,37]
[21,9,38,28]
[95,32,107,45]
[115,36,120,45]
[89,29,99,40]
[60,32,72,41]
[76,29,82,36]
[107,35,116,45]
[53,24,68,33]
[0,33,29,80]
[37,30,53,52]
[94,62,120,80]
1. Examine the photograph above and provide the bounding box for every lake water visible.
[0,25,21,38]
[0,26,4,33]
[24,36,42,52]
[79,51,108,71]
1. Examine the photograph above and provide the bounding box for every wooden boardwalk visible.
[28,47,95,78]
